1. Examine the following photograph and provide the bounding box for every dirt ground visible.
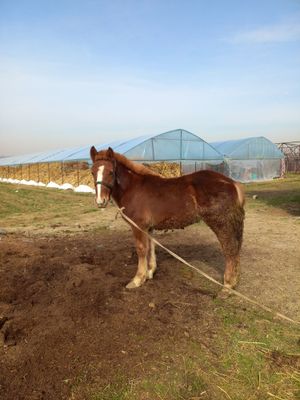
[0,196,300,399]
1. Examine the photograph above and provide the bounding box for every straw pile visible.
[0,160,181,187]
[0,162,94,187]
[143,162,181,177]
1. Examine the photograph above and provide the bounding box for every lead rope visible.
[115,205,299,325]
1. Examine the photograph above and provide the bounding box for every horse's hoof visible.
[223,283,233,290]
[126,279,141,289]
[218,285,232,299]
[147,270,153,280]
[126,281,137,289]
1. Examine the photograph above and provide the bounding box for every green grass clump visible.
[0,183,94,218]
[245,173,300,215]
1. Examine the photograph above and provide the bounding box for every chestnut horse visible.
[90,147,245,289]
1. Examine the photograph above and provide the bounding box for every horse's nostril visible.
[96,198,108,208]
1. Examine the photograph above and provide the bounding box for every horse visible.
[90,146,245,290]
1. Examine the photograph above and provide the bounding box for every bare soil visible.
[0,197,300,399]
[0,229,220,400]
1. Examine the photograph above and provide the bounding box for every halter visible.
[95,158,117,192]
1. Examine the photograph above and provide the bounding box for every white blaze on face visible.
[96,166,104,203]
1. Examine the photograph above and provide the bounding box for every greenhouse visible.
[0,131,284,186]
[211,136,284,182]
[0,129,225,187]
[0,129,224,166]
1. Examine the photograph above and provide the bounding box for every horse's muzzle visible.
[96,199,108,208]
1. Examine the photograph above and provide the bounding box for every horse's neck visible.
[112,161,136,206]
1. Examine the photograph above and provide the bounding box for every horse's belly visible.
[153,213,201,230]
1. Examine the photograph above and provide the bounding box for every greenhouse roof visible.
[0,129,224,166]
[211,136,284,160]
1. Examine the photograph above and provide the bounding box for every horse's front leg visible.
[126,227,149,289]
[147,238,157,280]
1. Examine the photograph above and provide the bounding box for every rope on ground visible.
[116,206,300,326]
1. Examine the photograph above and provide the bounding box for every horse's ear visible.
[90,146,97,162]
[107,147,114,158]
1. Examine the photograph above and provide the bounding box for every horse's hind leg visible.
[126,227,149,289]
[223,253,241,289]
[220,209,244,288]
[203,207,244,289]
[147,238,157,280]
[217,234,242,289]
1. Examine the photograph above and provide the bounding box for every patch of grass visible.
[0,182,99,232]
[245,174,300,215]
[0,183,89,217]
[83,208,98,214]
[89,364,209,400]
[209,302,300,399]
[86,301,300,400]
[91,225,109,232]
[139,365,208,399]
[90,382,132,400]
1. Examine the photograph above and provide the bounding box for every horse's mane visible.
[95,150,161,177]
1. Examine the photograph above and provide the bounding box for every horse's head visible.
[90,146,116,208]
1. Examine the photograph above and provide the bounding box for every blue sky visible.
[1,0,300,156]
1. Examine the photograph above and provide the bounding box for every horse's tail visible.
[234,182,245,207]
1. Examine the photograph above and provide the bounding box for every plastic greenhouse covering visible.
[211,136,284,182]
[0,131,284,182]
[211,137,284,160]
[0,129,224,166]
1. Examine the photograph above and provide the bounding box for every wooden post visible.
[7,166,10,179]
[77,161,80,187]
[37,163,40,182]
[61,162,64,184]
[28,164,30,180]
[48,163,50,183]
[20,164,23,180]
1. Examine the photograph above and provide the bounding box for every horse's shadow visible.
[128,240,224,279]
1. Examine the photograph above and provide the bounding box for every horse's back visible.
[180,170,243,209]
[144,169,242,207]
